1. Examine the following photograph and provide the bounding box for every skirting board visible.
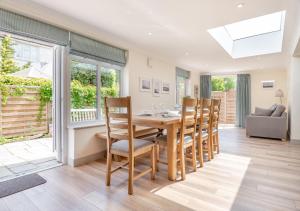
[290,139,300,143]
[68,151,105,167]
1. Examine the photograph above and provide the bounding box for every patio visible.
[0,137,60,182]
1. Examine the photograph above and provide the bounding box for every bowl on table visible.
[167,110,180,117]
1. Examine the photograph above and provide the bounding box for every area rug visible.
[0,173,46,198]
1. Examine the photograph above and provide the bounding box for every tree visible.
[224,77,235,91]
[212,76,236,92]
[0,35,30,75]
[212,77,225,91]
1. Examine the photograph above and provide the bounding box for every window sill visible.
[68,121,106,129]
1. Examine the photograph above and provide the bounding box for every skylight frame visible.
[223,11,284,41]
[207,11,286,59]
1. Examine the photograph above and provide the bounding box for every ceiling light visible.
[147,32,152,36]
[185,52,189,56]
[237,3,244,8]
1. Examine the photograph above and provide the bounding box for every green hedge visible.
[0,75,118,111]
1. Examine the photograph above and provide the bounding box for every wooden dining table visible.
[132,114,181,181]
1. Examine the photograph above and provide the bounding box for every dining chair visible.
[211,98,221,154]
[156,97,198,180]
[196,98,213,167]
[104,96,156,195]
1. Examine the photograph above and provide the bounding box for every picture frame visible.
[194,85,199,98]
[161,81,170,94]
[139,77,152,92]
[261,80,275,89]
[152,79,161,97]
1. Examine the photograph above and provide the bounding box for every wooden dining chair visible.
[156,97,198,180]
[211,98,221,155]
[196,98,213,166]
[104,96,156,195]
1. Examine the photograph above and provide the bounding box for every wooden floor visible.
[1,128,300,211]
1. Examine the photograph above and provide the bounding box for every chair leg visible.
[128,156,134,195]
[210,134,214,159]
[106,152,112,186]
[197,139,204,168]
[179,146,186,180]
[216,132,220,154]
[207,135,212,161]
[192,142,197,172]
[212,135,216,151]
[155,143,159,172]
[151,146,156,180]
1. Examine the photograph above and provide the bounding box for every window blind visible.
[176,67,190,79]
[0,8,69,45]
[0,9,127,67]
[69,33,127,66]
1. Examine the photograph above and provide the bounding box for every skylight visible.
[208,11,286,58]
[225,12,283,40]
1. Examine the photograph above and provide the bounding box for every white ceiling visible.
[1,0,300,73]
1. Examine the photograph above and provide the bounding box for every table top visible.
[133,114,181,126]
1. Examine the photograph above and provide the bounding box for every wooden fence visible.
[212,90,236,124]
[0,85,51,138]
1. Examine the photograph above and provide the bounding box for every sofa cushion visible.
[254,107,273,116]
[271,105,286,117]
[269,104,278,112]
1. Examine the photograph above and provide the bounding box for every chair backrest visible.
[211,98,221,129]
[197,98,212,131]
[179,97,198,146]
[104,96,134,154]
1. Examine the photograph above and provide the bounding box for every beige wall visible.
[250,70,287,112]
[126,50,176,113]
[190,71,200,98]
[126,50,199,113]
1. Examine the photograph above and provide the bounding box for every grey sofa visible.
[246,112,288,140]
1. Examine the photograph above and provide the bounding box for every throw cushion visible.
[269,104,278,112]
[254,107,273,116]
[271,105,286,117]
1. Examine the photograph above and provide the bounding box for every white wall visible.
[250,70,287,112]
[68,126,106,166]
[288,1,300,141]
[289,57,300,140]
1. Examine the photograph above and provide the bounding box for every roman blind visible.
[69,33,127,66]
[176,67,190,79]
[0,8,69,45]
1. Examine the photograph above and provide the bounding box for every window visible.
[69,57,121,124]
[176,75,186,105]
[225,11,283,40]
[176,67,190,105]
[208,11,286,58]
[211,75,237,124]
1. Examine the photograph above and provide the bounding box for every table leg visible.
[167,124,177,181]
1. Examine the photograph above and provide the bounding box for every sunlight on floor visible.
[153,153,251,211]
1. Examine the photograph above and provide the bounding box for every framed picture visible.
[261,80,275,89]
[194,85,199,98]
[161,81,170,94]
[152,79,161,97]
[139,77,152,92]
